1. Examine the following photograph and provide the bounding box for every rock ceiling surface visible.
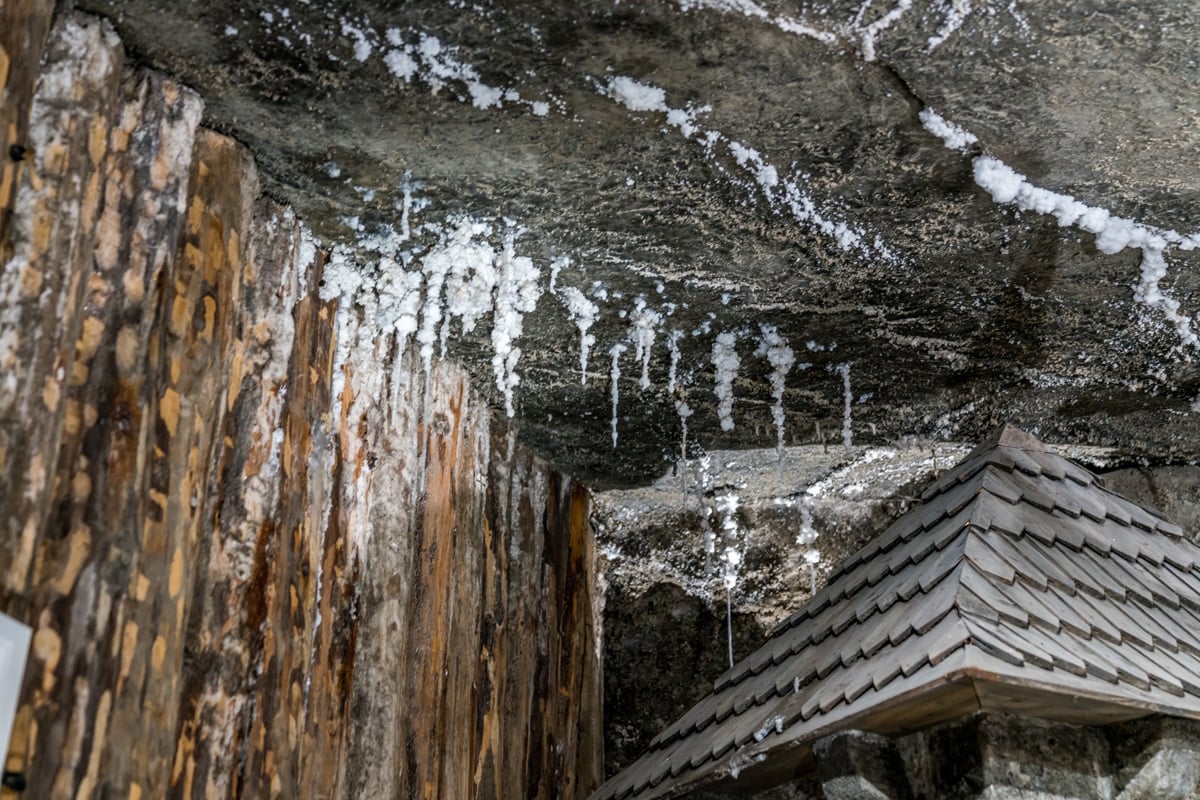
[79,0,1200,486]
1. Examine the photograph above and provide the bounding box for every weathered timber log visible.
[0,0,55,262]
[0,8,602,800]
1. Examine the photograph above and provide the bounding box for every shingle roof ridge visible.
[770,446,1050,642]
[973,425,1185,534]
[967,422,1047,457]
[952,494,1200,709]
[768,477,986,640]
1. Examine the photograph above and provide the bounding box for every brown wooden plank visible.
[971,678,1151,726]
[0,16,127,798]
[0,0,54,263]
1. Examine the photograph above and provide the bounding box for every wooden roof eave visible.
[961,650,1200,727]
[654,649,1200,800]
[662,650,978,797]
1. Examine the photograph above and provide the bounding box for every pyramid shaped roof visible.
[591,425,1200,800]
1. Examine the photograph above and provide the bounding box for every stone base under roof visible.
[692,713,1200,800]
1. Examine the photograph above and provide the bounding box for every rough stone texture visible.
[601,581,766,779]
[747,781,823,800]
[692,781,821,800]
[596,443,979,626]
[1108,717,1200,800]
[814,731,913,800]
[897,714,1113,800]
[0,11,601,799]
[61,0,1200,489]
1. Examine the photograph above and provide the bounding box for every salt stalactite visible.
[755,325,796,483]
[666,329,684,394]
[491,226,543,417]
[693,455,716,570]
[440,221,498,358]
[413,224,460,492]
[397,170,418,239]
[839,363,853,449]
[377,258,423,358]
[715,491,742,669]
[797,496,821,594]
[558,286,599,385]
[318,246,366,407]
[375,257,424,416]
[675,397,693,501]
[711,332,741,431]
[716,492,742,590]
[416,228,455,409]
[629,297,663,390]
[609,342,628,448]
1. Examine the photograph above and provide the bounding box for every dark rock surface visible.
[600,582,767,778]
[1109,716,1200,799]
[898,714,1113,799]
[815,730,913,800]
[70,0,1200,487]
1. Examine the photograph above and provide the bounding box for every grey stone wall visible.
[693,713,1200,800]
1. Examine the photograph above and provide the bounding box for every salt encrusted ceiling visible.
[79,0,1200,486]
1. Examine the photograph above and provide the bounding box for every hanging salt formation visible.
[711,332,740,431]
[416,226,455,398]
[755,325,796,483]
[666,329,683,393]
[629,297,663,389]
[716,492,742,590]
[715,491,742,668]
[557,286,599,384]
[694,455,715,569]
[609,342,628,448]
[376,259,423,414]
[797,496,820,594]
[414,224,462,491]
[440,222,499,358]
[397,170,419,239]
[491,227,543,417]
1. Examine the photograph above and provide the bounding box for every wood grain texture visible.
[0,0,54,263]
[0,10,602,799]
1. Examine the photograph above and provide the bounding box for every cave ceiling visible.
[78,0,1200,486]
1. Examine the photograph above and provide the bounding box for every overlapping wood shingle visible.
[590,425,1200,800]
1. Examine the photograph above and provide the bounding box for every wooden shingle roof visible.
[591,425,1200,800]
